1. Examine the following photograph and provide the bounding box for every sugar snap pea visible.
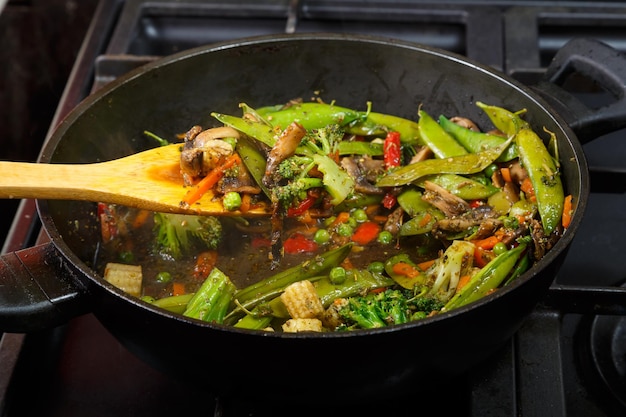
[375,137,513,187]
[230,243,353,314]
[438,114,518,162]
[514,127,564,235]
[415,173,499,200]
[211,112,277,147]
[256,102,366,130]
[476,101,529,136]
[418,109,468,158]
[443,243,527,311]
[347,111,422,144]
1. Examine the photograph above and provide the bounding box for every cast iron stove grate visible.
[3,1,626,416]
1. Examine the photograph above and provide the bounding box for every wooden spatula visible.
[0,144,272,216]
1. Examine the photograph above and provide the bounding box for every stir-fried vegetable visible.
[97,99,573,332]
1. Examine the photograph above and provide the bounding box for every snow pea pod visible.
[376,137,513,187]
[418,109,468,158]
[476,102,529,136]
[415,173,499,200]
[236,136,271,198]
[515,127,564,235]
[438,115,518,162]
[443,243,527,311]
[256,102,366,130]
[212,112,277,147]
[347,111,422,145]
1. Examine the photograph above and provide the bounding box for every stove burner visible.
[577,283,626,416]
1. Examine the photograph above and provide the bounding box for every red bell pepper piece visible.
[383,131,402,169]
[283,233,319,254]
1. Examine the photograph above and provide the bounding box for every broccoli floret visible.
[301,123,345,156]
[294,125,355,205]
[337,286,446,330]
[338,288,411,329]
[154,212,222,260]
[277,155,315,180]
[272,177,324,208]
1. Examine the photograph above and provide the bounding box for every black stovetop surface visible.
[2,1,626,416]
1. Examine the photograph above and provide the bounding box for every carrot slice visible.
[562,194,573,228]
[351,221,381,245]
[182,153,241,206]
[172,282,186,296]
[500,167,512,183]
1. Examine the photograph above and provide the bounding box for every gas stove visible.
[1,1,626,416]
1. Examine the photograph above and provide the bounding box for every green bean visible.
[515,128,564,235]
[438,115,518,162]
[375,137,513,187]
[418,109,468,158]
[256,102,366,130]
[443,243,527,311]
[415,173,499,200]
[476,102,529,136]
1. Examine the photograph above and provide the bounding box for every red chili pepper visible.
[287,193,317,217]
[383,131,402,169]
[351,221,381,245]
[382,192,397,209]
[283,233,319,254]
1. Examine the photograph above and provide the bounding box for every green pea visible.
[223,192,242,211]
[493,242,508,255]
[351,208,368,223]
[337,223,354,237]
[346,217,358,228]
[314,229,331,244]
[324,216,337,227]
[156,271,172,283]
[119,251,134,263]
[377,230,394,245]
[329,266,347,285]
[367,261,385,274]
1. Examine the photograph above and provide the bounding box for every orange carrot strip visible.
[239,193,251,213]
[500,167,512,183]
[132,209,151,229]
[562,194,573,228]
[457,274,472,291]
[351,221,381,245]
[332,211,351,227]
[172,282,186,296]
[417,259,436,271]
[182,153,241,206]
[392,262,421,278]
[473,235,501,250]
[520,177,535,197]
[418,212,433,228]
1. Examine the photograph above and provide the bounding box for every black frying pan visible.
[2,34,625,403]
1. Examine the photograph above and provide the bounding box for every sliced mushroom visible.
[421,181,471,217]
[180,126,240,184]
[263,121,307,188]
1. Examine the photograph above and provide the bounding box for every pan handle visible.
[542,284,626,315]
[0,242,90,333]
[533,38,626,143]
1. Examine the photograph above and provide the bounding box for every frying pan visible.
[1,34,625,403]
